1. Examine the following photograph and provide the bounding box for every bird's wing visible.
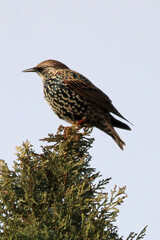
[59,70,131,124]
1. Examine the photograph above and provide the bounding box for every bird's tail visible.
[110,115,131,130]
[108,128,125,150]
[95,118,126,150]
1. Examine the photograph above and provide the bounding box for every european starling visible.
[23,59,131,150]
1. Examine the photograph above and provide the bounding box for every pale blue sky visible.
[1,1,160,239]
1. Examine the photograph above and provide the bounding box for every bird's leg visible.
[75,118,87,126]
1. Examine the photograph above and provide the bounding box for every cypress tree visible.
[0,126,146,239]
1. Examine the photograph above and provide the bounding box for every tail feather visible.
[107,127,125,150]
[109,129,125,150]
[95,117,126,150]
[110,115,131,130]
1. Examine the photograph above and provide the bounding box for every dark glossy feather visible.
[110,115,131,130]
[59,70,132,125]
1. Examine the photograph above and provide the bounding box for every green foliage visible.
[0,126,146,239]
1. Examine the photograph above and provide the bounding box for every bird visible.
[23,59,132,150]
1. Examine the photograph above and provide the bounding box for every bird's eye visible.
[36,67,43,72]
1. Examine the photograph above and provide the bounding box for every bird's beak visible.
[22,67,37,73]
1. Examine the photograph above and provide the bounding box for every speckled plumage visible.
[23,59,132,150]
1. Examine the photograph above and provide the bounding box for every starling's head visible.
[23,59,69,81]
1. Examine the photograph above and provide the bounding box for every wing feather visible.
[57,70,132,124]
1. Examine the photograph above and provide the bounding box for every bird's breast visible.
[43,78,92,123]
